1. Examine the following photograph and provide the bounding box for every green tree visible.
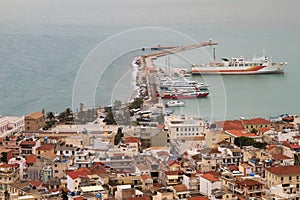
[46,112,55,121]
[129,98,143,110]
[61,190,68,200]
[0,152,8,163]
[114,127,123,145]
[103,110,116,125]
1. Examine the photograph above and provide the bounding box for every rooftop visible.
[36,144,55,151]
[201,173,220,182]
[172,184,188,192]
[266,165,300,176]
[25,112,44,120]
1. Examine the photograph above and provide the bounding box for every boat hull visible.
[192,63,287,75]
[162,92,209,99]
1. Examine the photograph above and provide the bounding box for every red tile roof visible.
[67,168,91,179]
[29,180,43,187]
[167,160,179,166]
[243,118,271,125]
[141,174,152,180]
[74,197,85,200]
[237,179,263,186]
[189,196,209,200]
[26,154,37,164]
[165,170,184,176]
[225,129,258,137]
[36,144,55,151]
[266,145,276,151]
[26,112,44,119]
[290,144,300,149]
[228,165,239,171]
[0,163,17,168]
[125,137,140,143]
[172,184,188,192]
[259,127,271,133]
[124,197,151,200]
[266,165,300,176]
[215,120,243,130]
[271,153,292,160]
[20,141,36,146]
[201,173,220,182]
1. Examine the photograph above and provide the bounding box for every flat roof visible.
[80,185,104,192]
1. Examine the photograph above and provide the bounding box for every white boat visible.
[192,49,287,75]
[165,100,185,107]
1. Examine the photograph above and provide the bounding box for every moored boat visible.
[192,49,287,75]
[161,91,209,99]
[165,100,185,107]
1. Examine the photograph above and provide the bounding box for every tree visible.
[0,152,8,163]
[114,100,122,108]
[234,136,267,149]
[46,112,55,121]
[103,110,116,125]
[129,98,144,110]
[61,190,68,200]
[114,127,123,145]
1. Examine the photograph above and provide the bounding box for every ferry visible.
[161,91,209,99]
[192,51,287,75]
[165,100,185,107]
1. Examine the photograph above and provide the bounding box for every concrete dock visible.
[136,41,217,107]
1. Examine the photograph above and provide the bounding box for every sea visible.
[0,0,299,122]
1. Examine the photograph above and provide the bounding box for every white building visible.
[199,172,222,198]
[270,183,300,200]
[0,116,24,138]
[164,115,205,140]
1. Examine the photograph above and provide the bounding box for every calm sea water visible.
[0,0,299,121]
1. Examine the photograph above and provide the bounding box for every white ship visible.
[192,50,287,75]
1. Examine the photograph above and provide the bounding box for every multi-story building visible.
[36,144,56,160]
[164,115,205,140]
[2,136,21,157]
[233,179,265,199]
[74,148,95,168]
[270,183,300,199]
[199,172,222,198]
[24,112,45,131]
[0,116,24,138]
[265,166,300,191]
[0,163,20,191]
[19,138,41,157]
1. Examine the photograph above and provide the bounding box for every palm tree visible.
[46,112,55,121]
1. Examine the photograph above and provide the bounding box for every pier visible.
[136,41,217,107]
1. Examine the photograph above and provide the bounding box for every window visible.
[281,177,284,181]
[289,176,292,181]
[55,170,59,173]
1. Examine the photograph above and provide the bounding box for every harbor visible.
[133,40,217,118]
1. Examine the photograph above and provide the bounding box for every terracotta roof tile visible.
[20,141,36,146]
[26,154,37,164]
[271,153,292,160]
[266,165,300,176]
[67,168,91,179]
[29,180,43,187]
[243,118,271,125]
[259,127,271,133]
[124,197,151,200]
[189,196,209,200]
[215,120,243,130]
[36,144,55,151]
[201,173,220,182]
[26,112,44,119]
[165,170,184,176]
[141,174,152,180]
[125,137,140,143]
[172,184,188,192]
[237,179,263,186]
[0,163,17,168]
[226,129,258,137]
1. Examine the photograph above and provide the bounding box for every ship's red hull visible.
[161,92,209,99]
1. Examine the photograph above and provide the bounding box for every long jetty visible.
[136,41,217,105]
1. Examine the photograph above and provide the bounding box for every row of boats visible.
[159,76,210,107]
